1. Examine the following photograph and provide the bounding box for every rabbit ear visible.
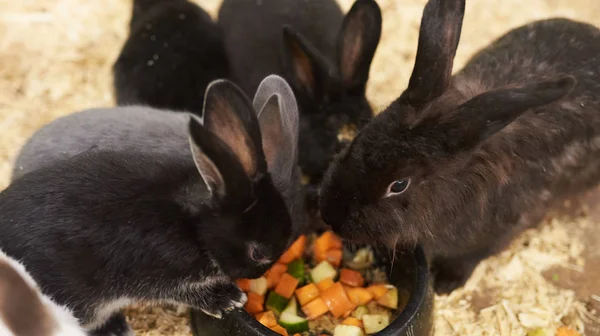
[405,0,465,107]
[438,76,576,152]
[253,75,300,187]
[0,254,55,336]
[281,26,332,102]
[188,116,254,200]
[201,79,266,178]
[337,0,382,92]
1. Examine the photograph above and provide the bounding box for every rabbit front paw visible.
[198,281,247,319]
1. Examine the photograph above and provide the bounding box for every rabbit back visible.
[13,106,190,180]
[113,0,229,115]
[218,0,343,95]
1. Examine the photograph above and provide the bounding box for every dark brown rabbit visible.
[320,0,600,294]
[218,0,382,204]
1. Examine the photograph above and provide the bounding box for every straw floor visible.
[1,0,600,335]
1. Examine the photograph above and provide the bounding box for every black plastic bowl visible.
[190,245,433,336]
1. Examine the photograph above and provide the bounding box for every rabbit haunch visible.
[319,0,600,294]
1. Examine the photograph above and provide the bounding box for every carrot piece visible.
[342,317,363,328]
[278,235,307,264]
[270,324,289,336]
[255,311,277,328]
[339,268,365,287]
[367,284,389,299]
[320,282,356,318]
[556,327,581,336]
[301,297,329,320]
[345,287,373,306]
[313,231,342,262]
[325,249,343,267]
[244,292,264,314]
[295,283,320,306]
[236,278,251,292]
[265,263,287,289]
[274,273,300,299]
[316,278,335,292]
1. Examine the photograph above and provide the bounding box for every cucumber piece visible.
[282,297,298,316]
[376,287,398,309]
[333,324,365,336]
[287,259,305,284]
[279,312,309,334]
[266,292,289,315]
[249,277,268,296]
[351,305,369,320]
[310,261,337,284]
[362,314,390,334]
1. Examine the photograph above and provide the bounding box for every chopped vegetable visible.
[236,278,251,292]
[345,287,373,306]
[366,284,388,299]
[311,261,337,284]
[266,292,289,314]
[320,283,356,318]
[345,247,375,270]
[255,311,278,328]
[362,314,390,334]
[275,273,300,299]
[301,297,329,320]
[316,278,335,292]
[325,249,343,267]
[314,231,343,262]
[279,312,309,334]
[556,327,581,336]
[287,259,305,284]
[270,324,289,336]
[265,263,287,289]
[295,283,320,306]
[376,286,398,309]
[339,269,365,287]
[245,292,265,314]
[282,297,298,316]
[279,235,307,264]
[249,277,268,296]
[341,317,363,328]
[333,324,365,336]
[351,306,369,320]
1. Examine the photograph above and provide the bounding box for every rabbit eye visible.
[249,245,268,263]
[385,178,411,197]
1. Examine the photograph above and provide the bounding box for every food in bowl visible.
[236,231,408,336]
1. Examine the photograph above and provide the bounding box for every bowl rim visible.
[216,245,431,335]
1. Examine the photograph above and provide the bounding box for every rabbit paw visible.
[199,282,247,319]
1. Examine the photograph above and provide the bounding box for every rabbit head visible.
[0,251,84,336]
[319,0,576,248]
[190,79,299,279]
[280,0,382,186]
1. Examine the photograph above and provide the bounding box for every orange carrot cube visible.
[274,273,300,299]
[339,268,365,287]
[295,283,320,306]
[320,283,356,318]
[301,297,329,320]
[244,292,264,314]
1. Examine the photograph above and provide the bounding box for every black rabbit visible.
[320,0,600,294]
[113,0,229,115]
[219,0,382,201]
[1,80,294,335]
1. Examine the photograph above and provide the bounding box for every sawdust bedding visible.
[1,0,600,335]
